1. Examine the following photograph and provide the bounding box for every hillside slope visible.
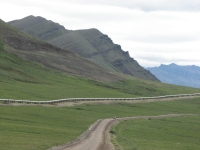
[0,40,135,100]
[147,63,200,88]
[9,15,159,81]
[1,19,122,82]
[1,24,200,100]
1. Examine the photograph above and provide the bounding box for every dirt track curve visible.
[50,114,196,150]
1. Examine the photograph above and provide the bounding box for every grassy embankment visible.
[0,98,200,150]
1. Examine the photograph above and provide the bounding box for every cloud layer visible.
[1,0,200,67]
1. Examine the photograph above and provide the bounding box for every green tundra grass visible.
[111,98,200,150]
[1,40,200,100]
[0,98,200,150]
[0,40,133,100]
[112,116,200,150]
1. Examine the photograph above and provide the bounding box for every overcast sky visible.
[1,0,200,67]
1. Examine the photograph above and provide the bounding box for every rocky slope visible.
[9,15,159,81]
[147,63,200,88]
[0,19,121,81]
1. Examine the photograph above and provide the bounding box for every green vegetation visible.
[1,19,200,100]
[2,17,200,150]
[1,45,200,100]
[1,98,200,150]
[0,44,132,100]
[112,116,200,150]
[0,40,128,100]
[111,98,200,150]
[96,79,200,97]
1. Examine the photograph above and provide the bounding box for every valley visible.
[1,97,199,150]
[0,16,200,150]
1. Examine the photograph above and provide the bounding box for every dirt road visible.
[50,114,195,150]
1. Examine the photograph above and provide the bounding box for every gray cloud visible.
[58,0,200,11]
[1,0,200,67]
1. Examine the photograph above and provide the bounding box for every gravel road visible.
[50,114,196,150]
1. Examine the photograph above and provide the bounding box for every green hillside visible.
[1,37,200,100]
[1,19,200,100]
[0,40,132,100]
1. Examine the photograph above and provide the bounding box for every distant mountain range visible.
[147,63,200,88]
[8,15,158,81]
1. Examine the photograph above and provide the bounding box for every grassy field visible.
[0,98,199,150]
[111,98,200,150]
[112,116,200,150]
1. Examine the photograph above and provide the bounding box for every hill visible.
[1,19,200,100]
[1,19,121,82]
[147,63,200,88]
[9,15,159,81]
[0,19,134,100]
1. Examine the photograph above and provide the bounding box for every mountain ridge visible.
[147,63,200,88]
[8,15,159,81]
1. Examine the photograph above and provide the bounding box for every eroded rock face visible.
[8,16,159,81]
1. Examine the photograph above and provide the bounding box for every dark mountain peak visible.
[169,63,177,66]
[190,65,199,69]
[8,15,67,41]
[81,28,100,32]
[160,64,165,66]
[25,15,44,20]
[159,63,177,68]
[159,64,167,68]
[10,15,64,27]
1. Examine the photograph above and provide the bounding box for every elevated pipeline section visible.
[0,93,200,104]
